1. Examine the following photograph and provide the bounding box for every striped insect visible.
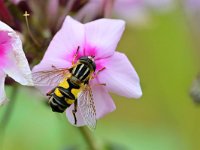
[32,47,104,130]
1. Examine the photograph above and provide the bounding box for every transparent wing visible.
[32,67,70,86]
[78,85,97,130]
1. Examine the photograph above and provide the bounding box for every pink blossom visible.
[185,0,200,13]
[10,0,25,5]
[0,21,33,104]
[32,16,142,127]
[76,0,174,25]
[115,0,174,26]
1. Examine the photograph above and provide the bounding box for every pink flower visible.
[76,0,174,25]
[32,16,142,127]
[0,21,33,104]
[10,0,25,5]
[185,0,200,13]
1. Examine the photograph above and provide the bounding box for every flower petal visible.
[75,1,103,23]
[0,20,13,31]
[11,0,24,5]
[66,82,116,127]
[92,82,116,118]
[0,72,7,105]
[0,31,12,69]
[114,1,150,26]
[66,104,85,127]
[144,0,174,12]
[43,16,85,62]
[3,32,33,85]
[84,18,125,59]
[98,52,142,98]
[0,21,33,86]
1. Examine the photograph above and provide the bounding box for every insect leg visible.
[72,46,80,65]
[51,65,57,69]
[72,100,78,125]
[92,67,106,79]
[94,83,106,86]
[46,87,56,96]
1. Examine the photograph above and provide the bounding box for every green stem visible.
[79,127,99,150]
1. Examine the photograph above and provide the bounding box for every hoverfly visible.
[32,47,104,130]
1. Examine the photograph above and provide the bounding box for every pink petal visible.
[75,1,103,23]
[84,18,125,59]
[0,21,33,86]
[3,32,33,85]
[0,20,14,31]
[114,1,150,26]
[43,16,85,63]
[66,104,85,127]
[0,31,12,69]
[66,82,116,126]
[97,52,142,98]
[11,0,24,5]
[144,0,174,12]
[46,0,59,26]
[92,82,116,118]
[0,71,7,105]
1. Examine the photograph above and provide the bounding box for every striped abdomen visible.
[49,78,81,113]
[71,63,91,83]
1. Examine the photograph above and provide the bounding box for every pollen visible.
[23,11,30,17]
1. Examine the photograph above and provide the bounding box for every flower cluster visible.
[76,0,174,25]
[0,1,144,127]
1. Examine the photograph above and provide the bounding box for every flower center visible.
[0,31,12,68]
[66,46,106,77]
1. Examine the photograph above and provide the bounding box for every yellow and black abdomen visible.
[49,78,81,113]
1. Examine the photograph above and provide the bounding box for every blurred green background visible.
[0,8,200,150]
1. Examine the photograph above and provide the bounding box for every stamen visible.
[92,67,106,79]
[76,46,80,52]
[72,46,80,65]
[23,11,41,47]
[99,67,106,72]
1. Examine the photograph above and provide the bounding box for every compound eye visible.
[79,56,88,61]
[92,63,96,71]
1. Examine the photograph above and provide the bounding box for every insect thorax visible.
[71,63,92,83]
